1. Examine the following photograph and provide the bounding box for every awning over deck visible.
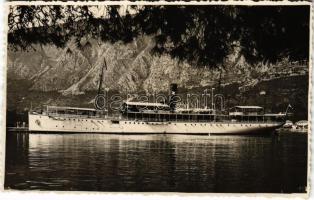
[124,101,170,108]
[234,106,263,109]
[47,105,96,111]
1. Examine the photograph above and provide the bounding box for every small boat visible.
[294,120,308,133]
[283,120,293,128]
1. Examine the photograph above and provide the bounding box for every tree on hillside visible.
[8,5,310,67]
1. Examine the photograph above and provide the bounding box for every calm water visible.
[5,132,307,193]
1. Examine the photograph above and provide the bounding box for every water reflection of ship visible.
[6,133,307,192]
[23,134,305,192]
[28,83,289,135]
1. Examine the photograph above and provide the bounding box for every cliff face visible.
[8,35,307,95]
[8,36,182,94]
[7,35,309,121]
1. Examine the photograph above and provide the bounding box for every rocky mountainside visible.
[7,35,309,123]
[8,35,307,96]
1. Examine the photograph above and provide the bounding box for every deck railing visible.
[121,112,285,123]
[38,111,285,124]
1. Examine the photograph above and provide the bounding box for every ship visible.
[28,84,288,135]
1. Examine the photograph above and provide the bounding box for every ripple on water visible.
[5,132,308,192]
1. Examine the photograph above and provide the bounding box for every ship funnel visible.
[169,83,178,112]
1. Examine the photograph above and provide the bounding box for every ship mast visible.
[97,13,107,95]
[97,57,107,95]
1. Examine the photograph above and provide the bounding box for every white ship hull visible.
[29,113,284,135]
